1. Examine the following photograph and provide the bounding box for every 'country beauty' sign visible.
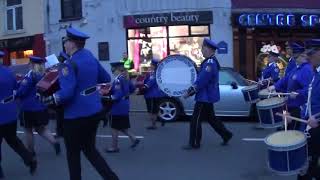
[124,11,213,28]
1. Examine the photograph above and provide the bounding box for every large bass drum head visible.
[156,55,197,97]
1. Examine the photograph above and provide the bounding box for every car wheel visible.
[158,98,180,122]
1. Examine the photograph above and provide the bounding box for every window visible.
[6,0,23,31]
[127,25,210,72]
[61,0,82,20]
[219,70,235,85]
[10,49,33,65]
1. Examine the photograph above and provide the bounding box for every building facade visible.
[46,0,233,70]
[0,0,46,65]
[231,0,320,80]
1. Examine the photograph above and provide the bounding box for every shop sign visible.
[237,13,320,27]
[124,11,213,28]
[217,41,228,54]
[0,36,34,50]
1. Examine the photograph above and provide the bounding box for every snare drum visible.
[256,97,287,128]
[241,85,259,103]
[258,89,275,100]
[265,130,308,176]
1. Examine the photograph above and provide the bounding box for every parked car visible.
[157,67,253,122]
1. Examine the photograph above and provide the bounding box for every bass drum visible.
[156,55,197,97]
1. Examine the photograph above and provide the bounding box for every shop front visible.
[0,34,46,66]
[232,12,320,80]
[123,11,213,73]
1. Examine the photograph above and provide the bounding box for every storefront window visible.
[169,26,189,37]
[191,26,209,35]
[169,37,206,65]
[256,41,289,78]
[127,25,210,72]
[10,49,33,65]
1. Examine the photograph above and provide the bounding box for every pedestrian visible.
[15,56,61,158]
[40,27,119,180]
[105,62,140,153]
[183,38,233,150]
[0,51,37,178]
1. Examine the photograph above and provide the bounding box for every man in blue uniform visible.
[105,62,140,153]
[183,38,233,150]
[40,28,118,180]
[261,51,280,83]
[269,48,313,130]
[143,59,166,129]
[0,51,37,178]
[285,43,305,76]
[297,39,320,180]
[16,56,61,159]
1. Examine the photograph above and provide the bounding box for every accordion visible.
[36,68,60,97]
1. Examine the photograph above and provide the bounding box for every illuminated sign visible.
[237,13,320,27]
[123,11,213,28]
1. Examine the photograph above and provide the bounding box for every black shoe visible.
[182,145,200,150]
[0,165,4,179]
[161,121,165,127]
[221,133,233,146]
[29,160,37,175]
[54,143,61,155]
[105,148,120,153]
[131,139,140,149]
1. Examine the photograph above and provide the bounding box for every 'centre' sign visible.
[236,13,320,27]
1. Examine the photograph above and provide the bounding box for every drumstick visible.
[269,92,298,96]
[276,112,308,124]
[283,110,287,132]
[242,138,265,142]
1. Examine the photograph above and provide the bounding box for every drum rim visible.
[256,97,287,108]
[265,130,307,149]
[156,54,197,97]
[258,89,275,98]
[241,85,259,91]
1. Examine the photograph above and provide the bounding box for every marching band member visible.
[183,38,233,150]
[0,51,37,178]
[40,28,119,180]
[269,49,313,130]
[55,51,69,138]
[105,62,140,153]
[143,59,166,130]
[284,42,301,76]
[297,39,320,180]
[261,51,280,83]
[15,56,61,158]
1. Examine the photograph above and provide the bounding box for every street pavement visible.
[2,112,296,180]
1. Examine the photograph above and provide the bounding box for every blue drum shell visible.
[242,85,259,103]
[265,131,308,175]
[267,142,308,174]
